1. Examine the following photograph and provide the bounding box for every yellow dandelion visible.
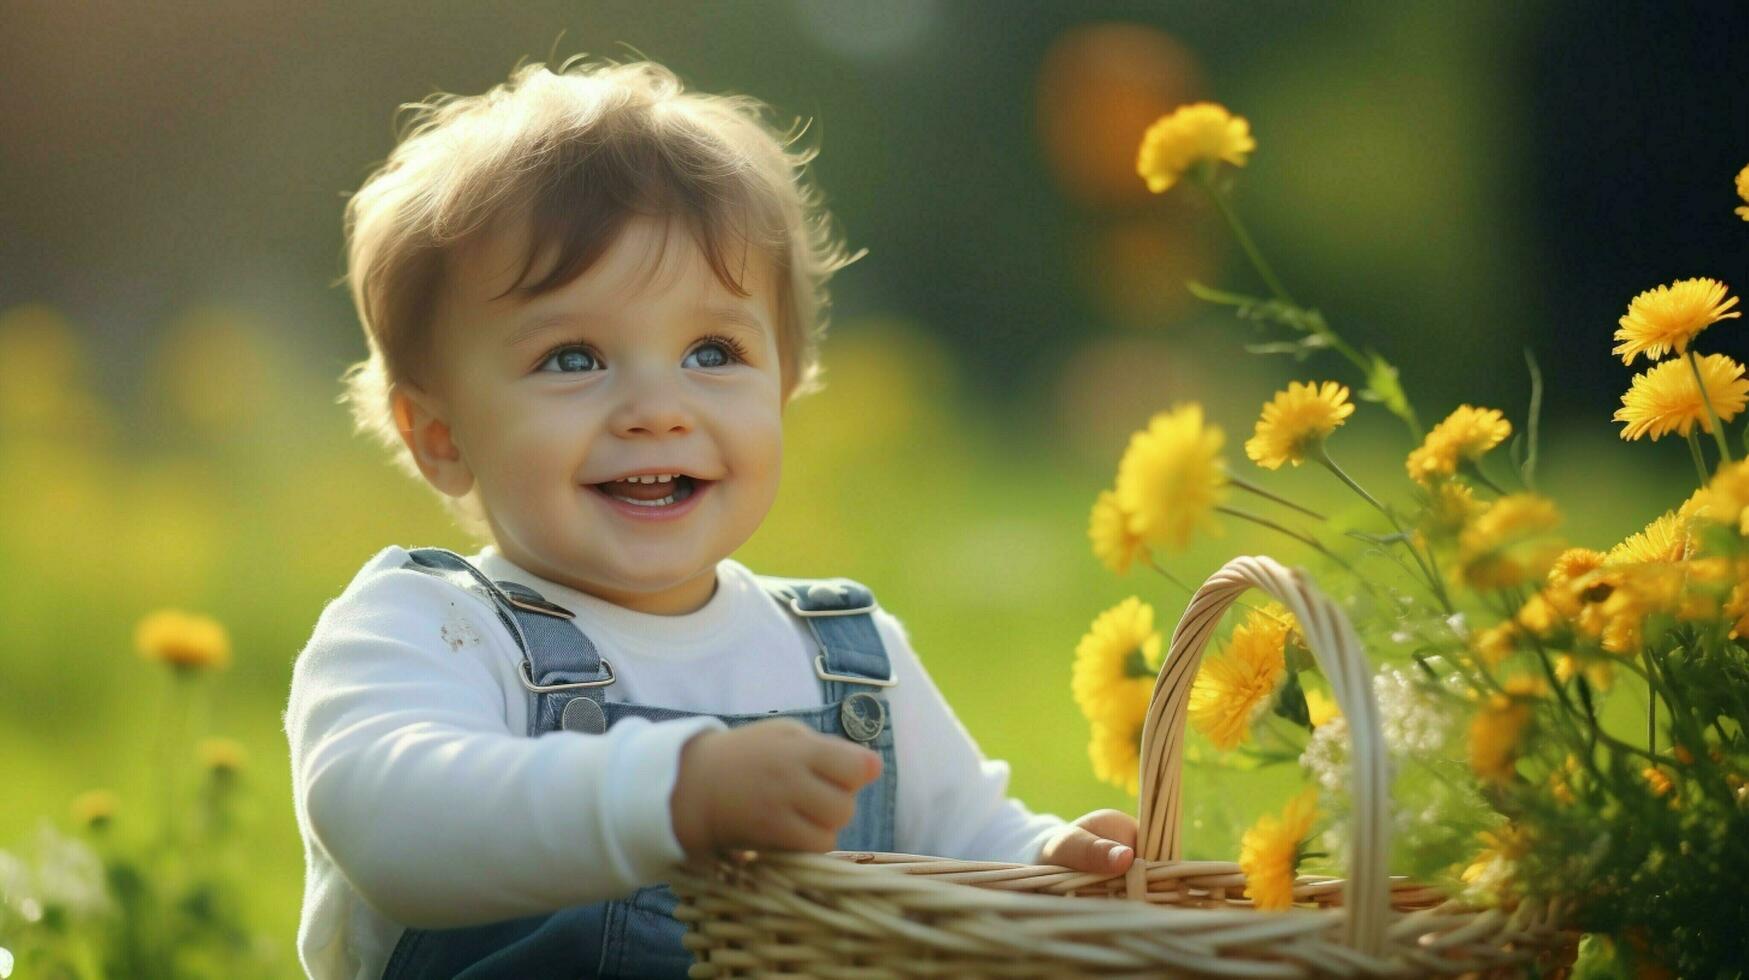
[1551,547,1608,585]
[1136,102,1255,195]
[1472,621,1519,668]
[1304,688,1341,729]
[1694,459,1749,534]
[1088,489,1147,576]
[1245,381,1355,470]
[198,736,248,776]
[1606,510,1692,565]
[1072,597,1162,723]
[1238,787,1318,911]
[71,789,118,830]
[1405,405,1512,485]
[1114,403,1228,553]
[1737,163,1749,221]
[1615,353,1749,441]
[1468,676,1544,784]
[1613,278,1742,365]
[1088,686,1151,796]
[1420,481,1484,540]
[1460,823,1529,901]
[1189,605,1291,750]
[134,609,231,672]
[1457,494,1564,590]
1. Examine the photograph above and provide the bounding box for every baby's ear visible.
[392,383,474,498]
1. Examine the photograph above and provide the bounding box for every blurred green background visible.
[3,0,1746,969]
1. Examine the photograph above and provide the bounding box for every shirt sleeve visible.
[873,608,1069,865]
[284,548,725,929]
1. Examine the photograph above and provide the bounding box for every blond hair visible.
[338,56,861,538]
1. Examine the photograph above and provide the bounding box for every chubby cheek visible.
[473,401,589,523]
[729,405,784,513]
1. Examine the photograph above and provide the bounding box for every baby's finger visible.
[792,773,859,833]
[808,740,882,791]
[1046,826,1134,873]
[1074,808,1139,848]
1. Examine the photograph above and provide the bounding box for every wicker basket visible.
[670,556,1579,977]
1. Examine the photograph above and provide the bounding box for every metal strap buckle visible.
[784,593,877,618]
[504,592,575,620]
[814,653,896,688]
[518,658,616,694]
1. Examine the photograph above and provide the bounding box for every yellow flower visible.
[1460,823,1529,902]
[1613,278,1742,364]
[1737,163,1749,221]
[1088,688,1151,795]
[1615,353,1749,441]
[1468,676,1544,784]
[1606,510,1692,565]
[1188,604,1292,750]
[71,789,118,830]
[1304,688,1341,729]
[1420,481,1484,540]
[1551,547,1608,584]
[1405,405,1512,485]
[1238,788,1318,911]
[134,609,231,671]
[1088,489,1147,576]
[1472,622,1519,668]
[1244,381,1354,469]
[1136,102,1255,194]
[1457,494,1564,590]
[198,736,248,776]
[1115,403,1228,553]
[1693,459,1749,534]
[1072,597,1162,723]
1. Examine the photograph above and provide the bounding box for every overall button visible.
[562,696,607,735]
[807,583,844,605]
[839,692,886,743]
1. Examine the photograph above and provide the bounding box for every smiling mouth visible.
[590,475,707,507]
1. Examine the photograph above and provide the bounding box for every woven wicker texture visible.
[671,556,1578,977]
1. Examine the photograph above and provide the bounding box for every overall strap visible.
[400,548,615,736]
[756,575,896,704]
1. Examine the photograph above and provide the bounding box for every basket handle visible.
[1133,555,1391,954]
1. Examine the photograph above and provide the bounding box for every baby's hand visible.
[670,719,882,858]
[1037,808,1139,874]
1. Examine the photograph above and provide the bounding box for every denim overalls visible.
[379,547,899,979]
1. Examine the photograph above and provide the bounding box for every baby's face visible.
[426,214,785,614]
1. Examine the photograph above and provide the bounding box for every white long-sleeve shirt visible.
[284,544,1068,980]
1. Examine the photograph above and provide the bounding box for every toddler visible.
[284,55,1139,980]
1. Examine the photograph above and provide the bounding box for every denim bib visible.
[379,548,899,979]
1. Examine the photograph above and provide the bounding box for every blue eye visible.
[682,334,752,369]
[537,346,600,373]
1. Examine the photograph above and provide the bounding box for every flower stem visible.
[1462,460,1509,496]
[1195,169,1295,306]
[1685,349,1734,464]
[1226,472,1327,521]
[1144,554,1196,597]
[1312,444,1385,514]
[1684,428,1711,486]
[1315,444,1452,613]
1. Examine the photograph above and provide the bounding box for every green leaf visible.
[1273,667,1312,729]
